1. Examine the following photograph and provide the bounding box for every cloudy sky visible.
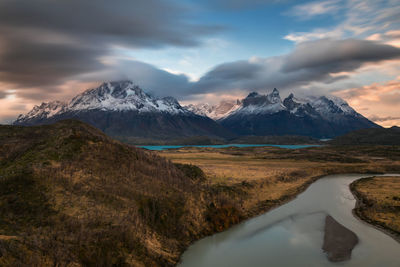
[0,0,399,126]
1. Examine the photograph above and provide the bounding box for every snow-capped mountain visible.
[14,81,233,140]
[281,93,360,121]
[185,99,241,120]
[16,101,67,122]
[16,81,188,123]
[282,93,319,117]
[306,95,359,122]
[15,82,379,140]
[220,88,380,138]
[67,81,187,114]
[189,88,362,122]
[235,88,286,115]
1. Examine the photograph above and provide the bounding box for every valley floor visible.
[158,145,400,219]
[157,145,400,265]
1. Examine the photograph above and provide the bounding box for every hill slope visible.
[0,120,218,266]
[330,126,400,145]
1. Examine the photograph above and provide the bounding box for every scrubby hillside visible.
[330,126,400,146]
[0,120,234,266]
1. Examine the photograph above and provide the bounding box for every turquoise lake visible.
[138,144,319,151]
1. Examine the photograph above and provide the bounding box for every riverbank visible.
[350,176,400,243]
[178,173,400,267]
[176,172,400,266]
[159,145,400,265]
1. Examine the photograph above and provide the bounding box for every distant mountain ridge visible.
[16,81,188,122]
[15,81,380,140]
[14,81,232,141]
[218,88,380,138]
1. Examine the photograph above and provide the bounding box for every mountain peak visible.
[268,88,281,103]
[247,92,260,98]
[16,100,66,122]
[308,95,357,119]
[65,81,190,114]
[94,80,148,100]
[236,88,285,115]
[15,81,190,124]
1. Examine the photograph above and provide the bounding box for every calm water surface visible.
[138,144,319,151]
[179,174,400,267]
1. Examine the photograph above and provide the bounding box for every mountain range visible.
[14,81,380,141]
[14,81,231,141]
[217,88,380,138]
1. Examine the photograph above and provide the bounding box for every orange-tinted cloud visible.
[334,77,400,127]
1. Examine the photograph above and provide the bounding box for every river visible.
[179,174,400,267]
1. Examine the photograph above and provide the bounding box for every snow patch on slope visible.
[16,101,66,122]
[185,100,241,120]
[68,81,187,114]
[307,95,358,120]
[233,88,286,116]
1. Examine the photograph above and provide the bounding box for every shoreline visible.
[175,173,324,265]
[176,172,398,265]
[350,177,400,244]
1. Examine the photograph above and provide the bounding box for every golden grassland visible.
[351,176,400,240]
[158,145,400,214]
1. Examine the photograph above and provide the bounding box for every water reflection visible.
[179,174,400,267]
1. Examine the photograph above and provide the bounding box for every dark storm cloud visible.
[190,60,263,94]
[0,0,222,89]
[0,0,221,48]
[0,36,106,88]
[100,39,400,98]
[1,0,400,105]
[202,61,263,80]
[191,39,400,95]
[89,60,192,98]
[282,39,400,72]
[196,61,263,86]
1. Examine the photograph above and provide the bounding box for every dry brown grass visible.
[159,149,314,184]
[159,146,400,213]
[0,121,209,266]
[351,176,400,235]
[0,235,18,241]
